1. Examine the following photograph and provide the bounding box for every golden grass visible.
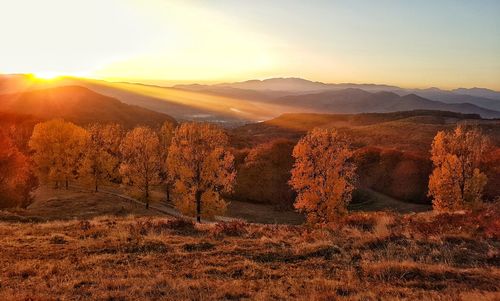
[0,210,498,300]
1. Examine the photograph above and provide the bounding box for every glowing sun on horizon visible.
[33,71,64,80]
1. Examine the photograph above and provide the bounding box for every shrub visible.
[213,220,248,237]
[164,218,196,232]
[343,213,377,231]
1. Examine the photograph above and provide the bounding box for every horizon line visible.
[2,72,500,93]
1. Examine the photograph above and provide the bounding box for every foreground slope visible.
[0,86,176,128]
[0,208,498,300]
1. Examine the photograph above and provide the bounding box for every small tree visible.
[119,126,161,209]
[428,125,489,211]
[158,121,176,202]
[29,119,87,189]
[167,122,236,222]
[80,123,122,192]
[289,128,356,225]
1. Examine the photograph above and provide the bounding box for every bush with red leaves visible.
[405,203,500,239]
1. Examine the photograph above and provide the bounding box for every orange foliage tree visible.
[0,131,38,208]
[29,119,87,189]
[119,126,161,209]
[428,125,490,211]
[289,128,356,225]
[158,121,176,202]
[167,123,236,222]
[80,123,122,192]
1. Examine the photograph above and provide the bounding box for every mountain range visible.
[1,75,500,124]
[175,77,500,113]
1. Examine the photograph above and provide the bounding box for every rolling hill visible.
[231,110,499,151]
[230,110,500,205]
[0,86,176,128]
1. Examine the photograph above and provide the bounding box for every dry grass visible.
[0,208,499,300]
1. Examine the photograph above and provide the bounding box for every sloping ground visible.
[0,186,163,222]
[0,208,498,300]
[350,188,430,213]
[227,199,305,224]
[0,86,176,128]
[19,185,429,225]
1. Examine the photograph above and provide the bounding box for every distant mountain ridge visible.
[175,77,500,113]
[1,74,499,123]
[272,89,500,118]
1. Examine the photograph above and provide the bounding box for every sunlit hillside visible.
[0,85,175,128]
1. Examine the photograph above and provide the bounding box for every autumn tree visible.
[428,125,489,211]
[29,119,87,189]
[0,131,38,208]
[167,122,236,222]
[289,128,356,225]
[80,123,122,192]
[158,121,176,202]
[119,126,161,209]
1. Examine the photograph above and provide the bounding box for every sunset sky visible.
[1,0,499,89]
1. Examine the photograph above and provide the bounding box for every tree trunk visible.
[166,186,171,203]
[195,190,202,223]
[65,178,69,190]
[95,178,98,193]
[145,187,149,209]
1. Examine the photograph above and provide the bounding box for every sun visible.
[33,71,63,80]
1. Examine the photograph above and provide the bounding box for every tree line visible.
[1,118,492,224]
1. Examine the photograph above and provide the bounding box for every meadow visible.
[0,193,498,300]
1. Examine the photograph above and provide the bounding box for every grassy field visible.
[0,186,160,222]
[0,208,499,300]
[1,187,498,300]
[5,186,428,225]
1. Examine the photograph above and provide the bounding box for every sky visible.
[1,0,499,90]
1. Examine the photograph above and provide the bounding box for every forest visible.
[1,111,498,224]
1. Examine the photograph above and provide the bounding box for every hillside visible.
[230,111,500,205]
[0,86,176,128]
[232,110,499,151]
[0,208,498,300]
